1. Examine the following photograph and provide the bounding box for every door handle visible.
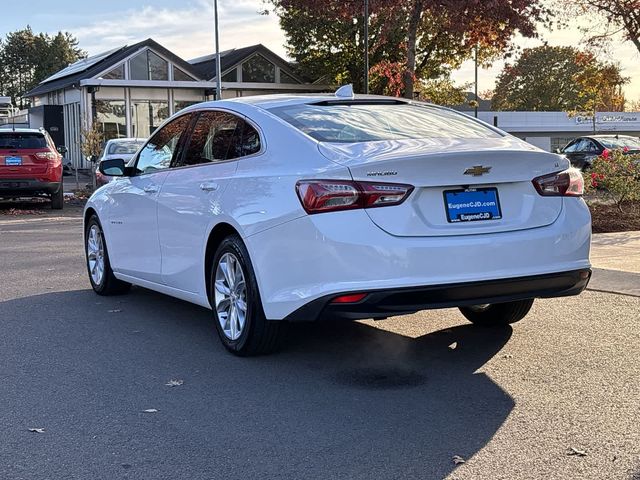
[199,181,219,192]
[143,185,159,194]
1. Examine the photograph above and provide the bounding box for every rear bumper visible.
[0,179,61,196]
[284,269,592,322]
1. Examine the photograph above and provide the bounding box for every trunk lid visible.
[318,137,570,237]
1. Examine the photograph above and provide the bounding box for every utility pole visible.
[364,0,369,94]
[214,0,222,100]
[474,44,478,118]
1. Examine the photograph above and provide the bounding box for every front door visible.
[107,114,191,283]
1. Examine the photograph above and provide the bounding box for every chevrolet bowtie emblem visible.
[464,165,492,176]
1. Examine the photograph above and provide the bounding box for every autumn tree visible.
[492,45,628,112]
[0,27,85,108]
[561,0,640,53]
[267,0,552,98]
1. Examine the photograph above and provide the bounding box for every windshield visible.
[0,132,47,149]
[598,137,640,150]
[107,141,145,155]
[269,102,502,143]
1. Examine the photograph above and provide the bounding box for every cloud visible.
[71,0,287,60]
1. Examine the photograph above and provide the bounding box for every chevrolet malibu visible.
[84,89,592,356]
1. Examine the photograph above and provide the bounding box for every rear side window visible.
[178,111,261,167]
[269,102,501,143]
[0,133,47,149]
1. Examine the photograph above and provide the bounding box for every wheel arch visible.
[204,222,243,305]
[84,207,98,232]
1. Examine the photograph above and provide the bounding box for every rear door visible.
[157,110,256,294]
[0,131,54,179]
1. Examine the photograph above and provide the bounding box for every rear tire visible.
[85,215,131,295]
[210,234,287,356]
[51,183,63,210]
[459,299,534,326]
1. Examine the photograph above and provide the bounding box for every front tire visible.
[85,215,131,295]
[210,234,287,356]
[459,299,534,326]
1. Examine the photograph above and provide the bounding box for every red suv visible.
[0,128,64,209]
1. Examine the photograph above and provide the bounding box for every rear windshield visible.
[598,137,640,150]
[269,102,501,143]
[0,132,47,149]
[108,141,145,155]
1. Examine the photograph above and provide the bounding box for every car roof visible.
[0,128,45,135]
[106,138,146,143]
[187,93,417,112]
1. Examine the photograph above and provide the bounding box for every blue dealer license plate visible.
[444,188,502,223]
[5,156,22,166]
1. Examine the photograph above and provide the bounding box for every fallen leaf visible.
[28,428,45,433]
[108,309,121,313]
[142,409,158,413]
[567,447,587,457]
[448,342,457,350]
[452,455,465,465]
[165,379,184,387]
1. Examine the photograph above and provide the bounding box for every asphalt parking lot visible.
[1,203,639,480]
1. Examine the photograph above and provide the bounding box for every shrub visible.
[584,148,640,212]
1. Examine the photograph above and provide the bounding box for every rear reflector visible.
[296,180,413,214]
[331,293,368,304]
[532,169,584,197]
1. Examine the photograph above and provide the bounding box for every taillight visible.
[35,151,57,160]
[296,180,413,214]
[532,169,584,197]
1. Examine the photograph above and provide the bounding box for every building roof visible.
[188,44,304,82]
[25,38,205,98]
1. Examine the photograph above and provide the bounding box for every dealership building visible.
[23,39,331,168]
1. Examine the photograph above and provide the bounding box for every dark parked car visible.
[559,135,640,170]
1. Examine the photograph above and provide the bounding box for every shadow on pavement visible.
[1,287,514,480]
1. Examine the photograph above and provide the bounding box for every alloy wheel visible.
[214,252,247,341]
[87,225,105,286]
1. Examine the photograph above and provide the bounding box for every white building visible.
[477,111,640,152]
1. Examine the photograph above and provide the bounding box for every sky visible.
[3,0,639,102]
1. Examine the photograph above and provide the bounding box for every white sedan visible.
[84,88,592,356]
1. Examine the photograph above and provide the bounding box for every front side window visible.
[270,102,502,143]
[242,55,275,83]
[180,111,243,166]
[135,114,191,174]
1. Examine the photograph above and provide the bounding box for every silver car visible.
[95,138,146,186]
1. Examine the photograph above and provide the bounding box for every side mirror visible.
[57,145,68,155]
[554,148,562,154]
[99,158,127,177]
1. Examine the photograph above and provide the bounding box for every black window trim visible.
[166,107,266,172]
